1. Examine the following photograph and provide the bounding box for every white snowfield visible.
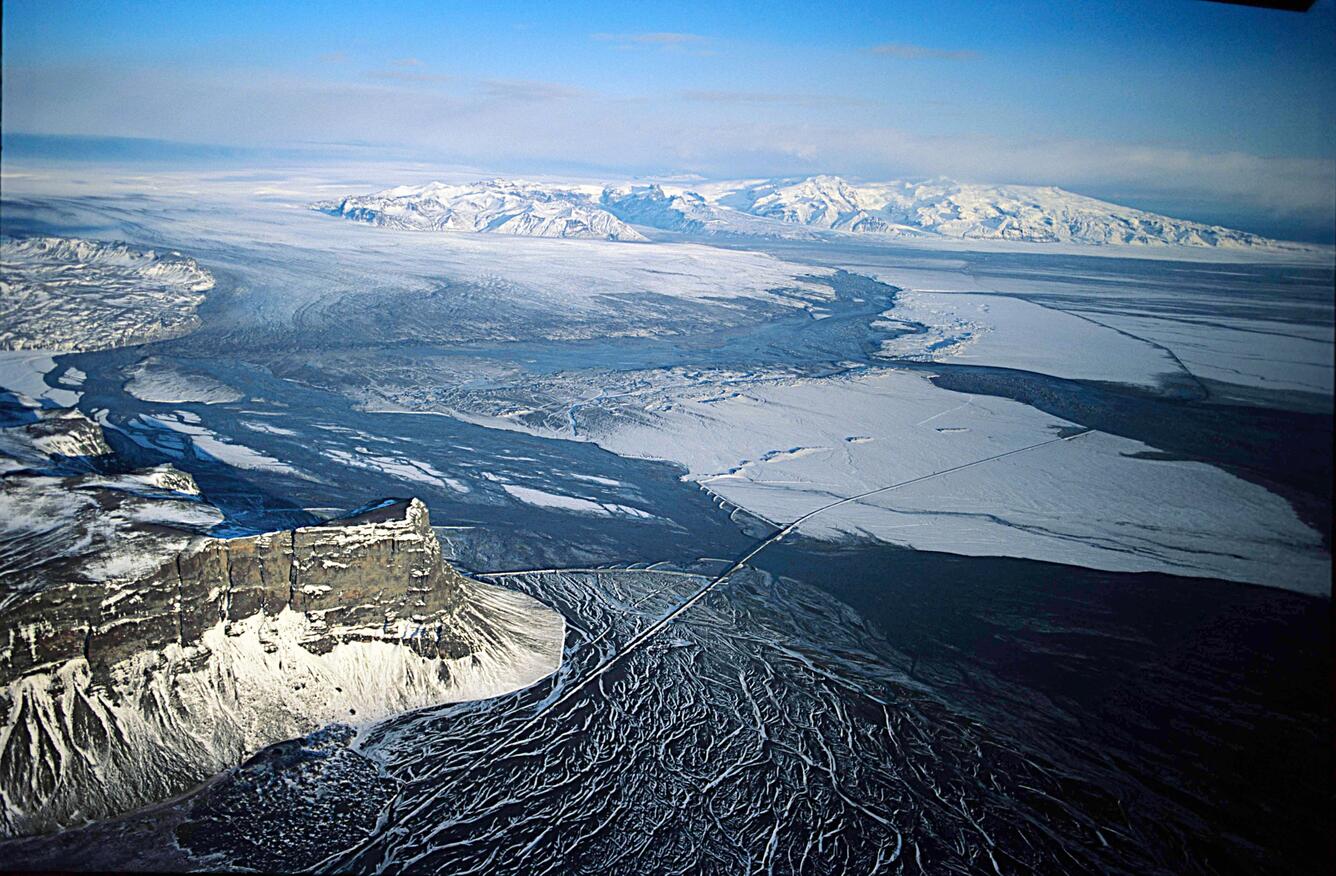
[313,179,648,241]
[312,174,1314,251]
[0,585,564,838]
[704,175,1303,249]
[0,236,215,352]
[874,290,1186,389]
[124,357,244,405]
[0,352,82,407]
[590,370,1330,595]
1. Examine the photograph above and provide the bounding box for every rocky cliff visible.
[0,407,565,838]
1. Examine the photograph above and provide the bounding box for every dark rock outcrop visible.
[3,497,475,688]
[0,408,565,838]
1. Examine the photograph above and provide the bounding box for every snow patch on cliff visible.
[0,587,563,837]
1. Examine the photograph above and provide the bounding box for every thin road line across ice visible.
[485,427,1095,758]
[311,427,1094,873]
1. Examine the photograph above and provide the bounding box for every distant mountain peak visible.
[314,174,1306,251]
[312,179,648,241]
[684,174,1295,249]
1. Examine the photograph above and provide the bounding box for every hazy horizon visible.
[3,0,1335,242]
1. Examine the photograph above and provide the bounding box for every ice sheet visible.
[591,369,1329,593]
[124,358,244,404]
[876,291,1185,389]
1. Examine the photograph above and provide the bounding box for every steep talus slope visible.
[0,409,564,838]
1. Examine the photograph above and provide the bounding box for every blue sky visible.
[4,0,1334,239]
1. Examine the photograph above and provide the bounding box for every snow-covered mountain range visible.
[709,176,1280,248]
[597,184,806,238]
[315,175,1304,251]
[313,179,647,241]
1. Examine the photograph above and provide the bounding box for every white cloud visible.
[3,63,1331,238]
[590,32,716,55]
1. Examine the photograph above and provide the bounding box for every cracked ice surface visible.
[590,370,1329,593]
[853,258,1335,404]
[875,290,1186,390]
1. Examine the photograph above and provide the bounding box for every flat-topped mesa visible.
[188,498,474,659]
[1,498,474,687]
[0,411,565,838]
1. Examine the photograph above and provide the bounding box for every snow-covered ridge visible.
[316,175,1305,250]
[0,236,215,352]
[313,179,648,241]
[0,409,564,837]
[707,175,1297,249]
[597,184,801,238]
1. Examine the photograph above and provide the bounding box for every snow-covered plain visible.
[1079,310,1334,396]
[589,369,1329,593]
[124,357,244,404]
[0,351,81,407]
[875,290,1186,389]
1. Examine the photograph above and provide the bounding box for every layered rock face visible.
[1,497,470,688]
[0,408,564,838]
